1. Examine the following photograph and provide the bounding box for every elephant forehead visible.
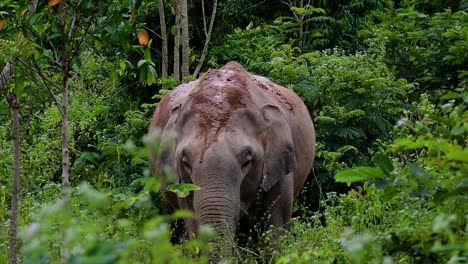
[189,70,254,161]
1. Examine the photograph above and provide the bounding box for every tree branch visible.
[193,0,217,78]
[26,61,64,116]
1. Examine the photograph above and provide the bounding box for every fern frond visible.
[336,127,366,140]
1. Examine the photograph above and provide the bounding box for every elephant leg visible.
[257,173,294,236]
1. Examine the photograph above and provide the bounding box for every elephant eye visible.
[181,155,192,172]
[241,153,253,171]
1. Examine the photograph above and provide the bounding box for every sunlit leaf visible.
[165,183,201,198]
[335,167,385,186]
[171,210,194,219]
[0,18,7,30]
[446,149,468,162]
[137,28,149,46]
[48,0,60,8]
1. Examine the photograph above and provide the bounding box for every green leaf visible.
[446,149,468,162]
[137,59,147,68]
[315,115,336,124]
[171,210,194,219]
[374,153,394,176]
[47,33,60,40]
[450,125,465,136]
[147,64,158,85]
[128,0,135,10]
[165,183,201,198]
[74,151,100,166]
[433,186,468,203]
[335,167,385,185]
[144,48,152,62]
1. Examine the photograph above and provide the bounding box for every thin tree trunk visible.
[0,60,17,93]
[193,0,217,78]
[58,3,71,262]
[157,0,168,84]
[180,0,190,80]
[56,1,71,196]
[7,95,20,264]
[174,0,181,81]
[4,3,38,263]
[61,74,70,192]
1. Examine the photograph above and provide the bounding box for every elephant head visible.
[149,62,315,257]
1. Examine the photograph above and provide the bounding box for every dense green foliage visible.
[1,0,466,263]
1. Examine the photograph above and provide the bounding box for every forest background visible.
[0,0,466,263]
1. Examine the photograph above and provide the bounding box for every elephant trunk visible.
[193,185,240,256]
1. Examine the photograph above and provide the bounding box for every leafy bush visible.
[360,6,468,99]
[333,92,467,262]
[16,133,214,264]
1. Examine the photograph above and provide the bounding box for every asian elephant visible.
[149,62,315,256]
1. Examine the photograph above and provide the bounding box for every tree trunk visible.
[174,0,181,81]
[193,0,217,78]
[7,95,20,264]
[180,0,190,80]
[157,0,168,83]
[58,3,71,262]
[0,60,17,93]
[61,74,70,192]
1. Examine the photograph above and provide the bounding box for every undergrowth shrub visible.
[331,91,467,263]
[19,133,213,263]
[360,6,468,99]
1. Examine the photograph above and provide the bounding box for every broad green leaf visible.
[450,125,465,136]
[446,149,468,162]
[144,48,152,61]
[374,153,394,176]
[335,167,385,185]
[137,59,147,68]
[393,138,414,147]
[440,91,462,100]
[165,183,201,198]
[147,65,158,85]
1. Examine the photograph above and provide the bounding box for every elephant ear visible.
[260,105,296,192]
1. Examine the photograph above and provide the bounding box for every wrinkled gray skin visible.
[149,62,315,256]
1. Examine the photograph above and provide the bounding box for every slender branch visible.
[144,25,162,39]
[70,80,138,125]
[24,60,64,115]
[239,0,267,14]
[193,0,217,78]
[201,0,207,38]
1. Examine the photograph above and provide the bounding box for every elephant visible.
[149,61,315,257]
